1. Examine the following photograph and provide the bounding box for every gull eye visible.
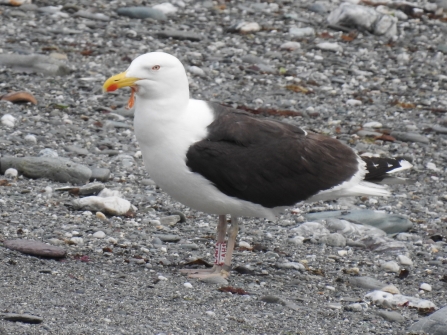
[152,65,161,71]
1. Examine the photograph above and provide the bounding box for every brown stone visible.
[3,239,66,258]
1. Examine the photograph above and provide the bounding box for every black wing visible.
[361,156,410,181]
[186,103,359,208]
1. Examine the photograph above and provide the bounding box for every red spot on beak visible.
[107,83,119,92]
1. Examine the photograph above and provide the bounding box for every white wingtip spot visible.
[387,160,413,174]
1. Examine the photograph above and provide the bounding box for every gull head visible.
[103,52,189,102]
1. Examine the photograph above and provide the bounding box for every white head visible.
[103,52,190,105]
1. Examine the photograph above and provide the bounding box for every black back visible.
[186,103,360,208]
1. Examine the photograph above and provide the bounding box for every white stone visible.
[72,196,134,216]
[289,26,315,37]
[205,311,215,317]
[4,168,18,180]
[363,121,382,128]
[188,66,206,77]
[426,162,440,172]
[338,250,348,256]
[152,3,178,15]
[184,282,193,288]
[24,134,37,143]
[106,237,117,244]
[381,261,400,273]
[158,275,168,281]
[239,241,251,248]
[316,42,343,52]
[93,231,106,239]
[276,261,305,271]
[280,41,301,51]
[238,22,261,33]
[397,254,413,266]
[70,237,84,245]
[346,99,362,106]
[1,114,16,127]
[420,283,432,292]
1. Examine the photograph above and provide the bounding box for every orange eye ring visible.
[152,65,160,70]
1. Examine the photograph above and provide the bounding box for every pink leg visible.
[188,216,239,279]
[180,215,227,275]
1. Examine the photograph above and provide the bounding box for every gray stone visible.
[349,277,387,290]
[116,7,166,20]
[156,30,202,41]
[153,234,181,242]
[3,239,66,258]
[391,132,430,144]
[0,53,71,76]
[376,310,405,323]
[408,305,447,334]
[78,182,105,196]
[2,313,43,324]
[160,215,181,226]
[320,233,346,247]
[90,168,110,182]
[0,156,91,185]
[65,145,89,156]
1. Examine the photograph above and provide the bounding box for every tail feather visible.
[361,156,413,181]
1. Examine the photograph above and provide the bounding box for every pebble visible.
[160,215,181,226]
[89,168,110,182]
[376,310,405,323]
[72,196,134,216]
[200,276,228,285]
[116,7,166,21]
[39,148,58,158]
[205,311,215,317]
[345,303,364,312]
[93,231,106,239]
[2,313,43,324]
[156,30,202,41]
[349,277,387,290]
[0,157,91,185]
[0,53,70,76]
[363,121,383,128]
[280,41,301,51]
[381,261,400,273]
[3,239,66,258]
[153,234,181,242]
[152,3,178,15]
[320,233,346,247]
[73,10,110,21]
[397,255,413,267]
[70,237,84,245]
[233,22,261,34]
[408,305,447,334]
[289,27,315,38]
[317,42,343,53]
[183,282,193,288]
[4,168,18,180]
[391,132,430,144]
[420,283,432,292]
[1,114,16,127]
[276,261,305,271]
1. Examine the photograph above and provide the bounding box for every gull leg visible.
[180,215,227,275]
[188,216,239,279]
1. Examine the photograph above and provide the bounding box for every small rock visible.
[3,239,66,258]
[391,132,430,144]
[70,237,84,245]
[2,313,43,324]
[24,134,37,144]
[0,53,70,76]
[381,261,400,273]
[317,42,343,52]
[345,303,363,312]
[320,233,346,247]
[276,261,305,271]
[4,168,18,180]
[289,26,315,38]
[72,196,134,216]
[420,283,432,292]
[376,310,405,323]
[152,3,177,15]
[200,276,228,285]
[153,234,181,242]
[363,121,382,128]
[93,231,106,239]
[0,156,91,185]
[160,215,181,226]
[1,114,16,127]
[184,282,193,288]
[39,148,58,158]
[349,276,387,290]
[397,255,413,267]
[90,168,110,182]
[65,145,89,156]
[280,41,301,51]
[116,7,166,20]
[73,10,110,21]
[408,305,447,334]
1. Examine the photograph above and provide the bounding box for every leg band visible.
[214,242,227,265]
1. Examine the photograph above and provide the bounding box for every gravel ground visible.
[1,0,447,334]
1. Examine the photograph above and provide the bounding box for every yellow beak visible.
[103,71,140,93]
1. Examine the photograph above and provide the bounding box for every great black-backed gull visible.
[103,52,412,279]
